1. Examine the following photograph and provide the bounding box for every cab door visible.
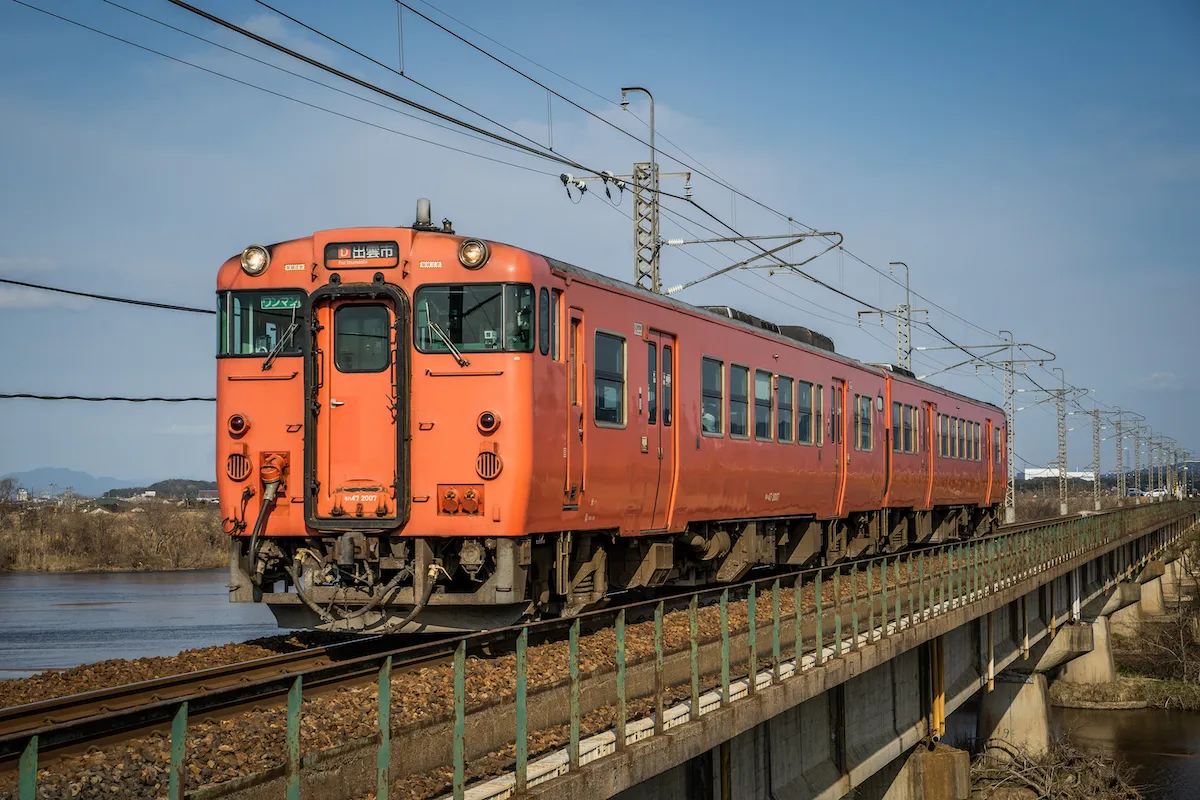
[923,402,936,509]
[311,296,400,522]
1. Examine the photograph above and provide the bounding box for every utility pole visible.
[915,333,1054,524]
[1104,408,1144,506]
[1091,404,1101,511]
[856,261,928,371]
[1016,368,1084,516]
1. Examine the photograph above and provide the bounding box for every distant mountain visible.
[1,467,141,498]
[105,478,218,499]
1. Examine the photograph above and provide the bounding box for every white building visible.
[1023,468,1095,481]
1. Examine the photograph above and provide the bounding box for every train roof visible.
[538,251,1004,416]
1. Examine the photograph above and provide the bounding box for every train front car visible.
[217,203,539,633]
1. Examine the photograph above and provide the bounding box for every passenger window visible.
[537,288,550,355]
[797,381,813,444]
[662,346,673,427]
[647,342,657,425]
[730,365,749,438]
[755,370,773,441]
[334,304,390,373]
[857,395,873,451]
[701,357,723,435]
[903,405,913,453]
[777,376,793,443]
[594,332,625,426]
[550,290,561,360]
[815,384,824,446]
[949,418,958,459]
[892,402,903,453]
[994,428,1001,464]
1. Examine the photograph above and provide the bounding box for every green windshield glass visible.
[217,290,305,356]
[414,283,534,353]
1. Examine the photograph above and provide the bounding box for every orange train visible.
[217,200,1006,633]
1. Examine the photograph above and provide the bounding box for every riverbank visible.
[0,506,225,572]
[1050,674,1200,710]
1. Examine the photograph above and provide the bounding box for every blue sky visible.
[0,0,1197,483]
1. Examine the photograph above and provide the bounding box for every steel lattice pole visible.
[1004,358,1016,523]
[1115,419,1124,504]
[1092,408,1101,511]
[1057,389,1068,516]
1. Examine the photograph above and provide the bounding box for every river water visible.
[1053,706,1200,799]
[0,569,283,679]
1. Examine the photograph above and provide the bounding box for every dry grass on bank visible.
[0,505,226,572]
[972,739,1140,799]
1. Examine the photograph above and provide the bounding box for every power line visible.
[0,276,214,314]
[9,0,561,177]
[0,394,215,402]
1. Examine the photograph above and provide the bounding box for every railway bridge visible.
[4,502,1197,800]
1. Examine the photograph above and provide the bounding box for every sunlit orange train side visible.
[216,201,1005,632]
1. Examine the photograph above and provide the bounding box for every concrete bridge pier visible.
[976,673,1052,758]
[1057,616,1116,683]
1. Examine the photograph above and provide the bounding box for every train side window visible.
[903,405,913,453]
[594,332,625,427]
[538,288,550,355]
[730,365,750,438]
[647,342,657,425]
[777,376,794,443]
[892,402,903,452]
[949,418,957,459]
[334,304,391,373]
[975,423,981,461]
[912,406,921,453]
[569,317,581,404]
[662,346,673,427]
[754,370,773,441]
[701,357,723,436]
[959,420,966,459]
[856,394,873,451]
[994,428,1001,464]
[797,381,813,444]
[815,385,824,446]
[550,291,561,360]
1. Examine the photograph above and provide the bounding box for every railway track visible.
[0,504,1139,770]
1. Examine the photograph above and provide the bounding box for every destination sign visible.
[324,241,400,269]
[260,296,302,310]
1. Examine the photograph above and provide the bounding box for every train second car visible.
[217,201,1006,633]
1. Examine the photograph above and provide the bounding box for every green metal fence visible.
[8,503,1196,800]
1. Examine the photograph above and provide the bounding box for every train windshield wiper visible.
[424,301,470,367]
[262,308,299,372]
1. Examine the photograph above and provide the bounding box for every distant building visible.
[16,489,29,502]
[1023,468,1095,481]
[196,489,220,504]
[140,490,157,499]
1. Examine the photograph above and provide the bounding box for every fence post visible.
[720,589,730,703]
[654,600,665,734]
[454,643,467,796]
[18,736,36,800]
[690,595,700,718]
[569,619,580,769]
[794,575,804,669]
[882,559,890,636]
[867,561,876,642]
[815,572,824,664]
[748,582,758,694]
[516,628,528,790]
[616,610,626,750]
[772,578,781,681]
[169,701,187,800]
[850,563,860,649]
[287,674,302,800]
[834,569,843,657]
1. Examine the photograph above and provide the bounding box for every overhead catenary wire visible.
[8,0,563,177]
[0,276,214,315]
[0,394,215,402]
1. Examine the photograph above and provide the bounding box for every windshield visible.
[217,291,305,356]
[414,283,534,353]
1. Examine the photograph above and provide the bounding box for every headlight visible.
[241,245,270,276]
[458,239,489,269]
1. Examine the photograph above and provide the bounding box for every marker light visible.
[477,410,500,434]
[228,414,250,436]
[241,245,270,276]
[458,239,490,269]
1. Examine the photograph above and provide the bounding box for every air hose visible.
[246,479,279,583]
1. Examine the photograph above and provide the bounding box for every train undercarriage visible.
[232,505,1000,633]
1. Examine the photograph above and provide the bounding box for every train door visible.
[831,379,848,516]
[648,332,675,530]
[564,308,585,509]
[310,295,401,523]
[923,402,936,508]
[984,419,995,503]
